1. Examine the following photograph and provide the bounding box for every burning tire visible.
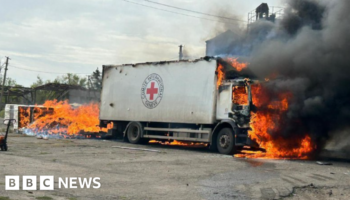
[217,128,236,155]
[127,122,143,144]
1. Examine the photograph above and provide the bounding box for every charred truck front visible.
[99,57,256,154]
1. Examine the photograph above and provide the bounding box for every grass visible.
[0,110,4,118]
[68,198,78,200]
[36,196,53,200]
[0,197,11,200]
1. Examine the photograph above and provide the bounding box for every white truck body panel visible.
[216,84,232,120]
[100,59,218,124]
[4,104,24,130]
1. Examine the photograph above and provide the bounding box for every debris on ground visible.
[316,161,333,165]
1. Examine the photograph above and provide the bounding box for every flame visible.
[225,58,248,72]
[19,107,30,128]
[33,107,47,120]
[233,86,248,105]
[235,84,314,159]
[24,100,109,137]
[149,140,208,147]
[216,63,224,88]
[216,58,248,88]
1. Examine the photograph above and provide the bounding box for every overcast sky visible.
[0,0,283,87]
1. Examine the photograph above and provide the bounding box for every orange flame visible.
[233,86,248,105]
[216,63,224,88]
[216,58,248,88]
[26,100,109,136]
[19,107,30,128]
[149,140,208,147]
[225,58,248,72]
[235,84,314,159]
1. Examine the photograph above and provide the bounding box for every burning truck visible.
[99,57,259,154]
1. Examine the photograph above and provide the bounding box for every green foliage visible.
[90,68,102,90]
[31,74,88,104]
[0,77,18,87]
[31,76,54,104]
[0,109,4,118]
[54,73,87,87]
[0,77,24,105]
[1,68,100,105]
[36,197,53,200]
[31,76,48,88]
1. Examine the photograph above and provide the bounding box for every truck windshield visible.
[232,86,248,105]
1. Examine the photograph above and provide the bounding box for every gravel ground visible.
[0,134,349,200]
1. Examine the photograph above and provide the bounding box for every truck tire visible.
[216,128,236,155]
[127,122,143,144]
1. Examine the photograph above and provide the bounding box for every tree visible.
[90,68,102,90]
[31,74,87,104]
[0,77,18,87]
[31,76,52,104]
[31,76,46,87]
[0,77,24,104]
[54,73,87,88]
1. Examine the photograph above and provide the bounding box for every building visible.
[206,3,283,57]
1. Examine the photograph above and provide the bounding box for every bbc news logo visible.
[5,176,101,190]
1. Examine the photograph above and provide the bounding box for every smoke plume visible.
[249,0,350,153]
[211,0,350,155]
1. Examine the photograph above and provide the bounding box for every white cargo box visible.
[100,59,218,124]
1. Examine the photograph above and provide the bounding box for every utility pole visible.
[0,57,10,108]
[179,45,183,60]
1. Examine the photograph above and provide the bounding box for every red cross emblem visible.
[141,73,163,109]
[146,82,158,100]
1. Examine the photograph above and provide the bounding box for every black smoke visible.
[247,0,350,154]
[281,0,325,35]
[209,0,350,155]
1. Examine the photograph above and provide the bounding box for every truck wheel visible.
[217,128,236,155]
[127,122,143,144]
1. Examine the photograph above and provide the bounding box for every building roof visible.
[206,30,239,43]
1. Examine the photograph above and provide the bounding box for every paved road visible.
[0,135,349,200]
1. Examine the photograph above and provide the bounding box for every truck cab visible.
[213,78,254,154]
